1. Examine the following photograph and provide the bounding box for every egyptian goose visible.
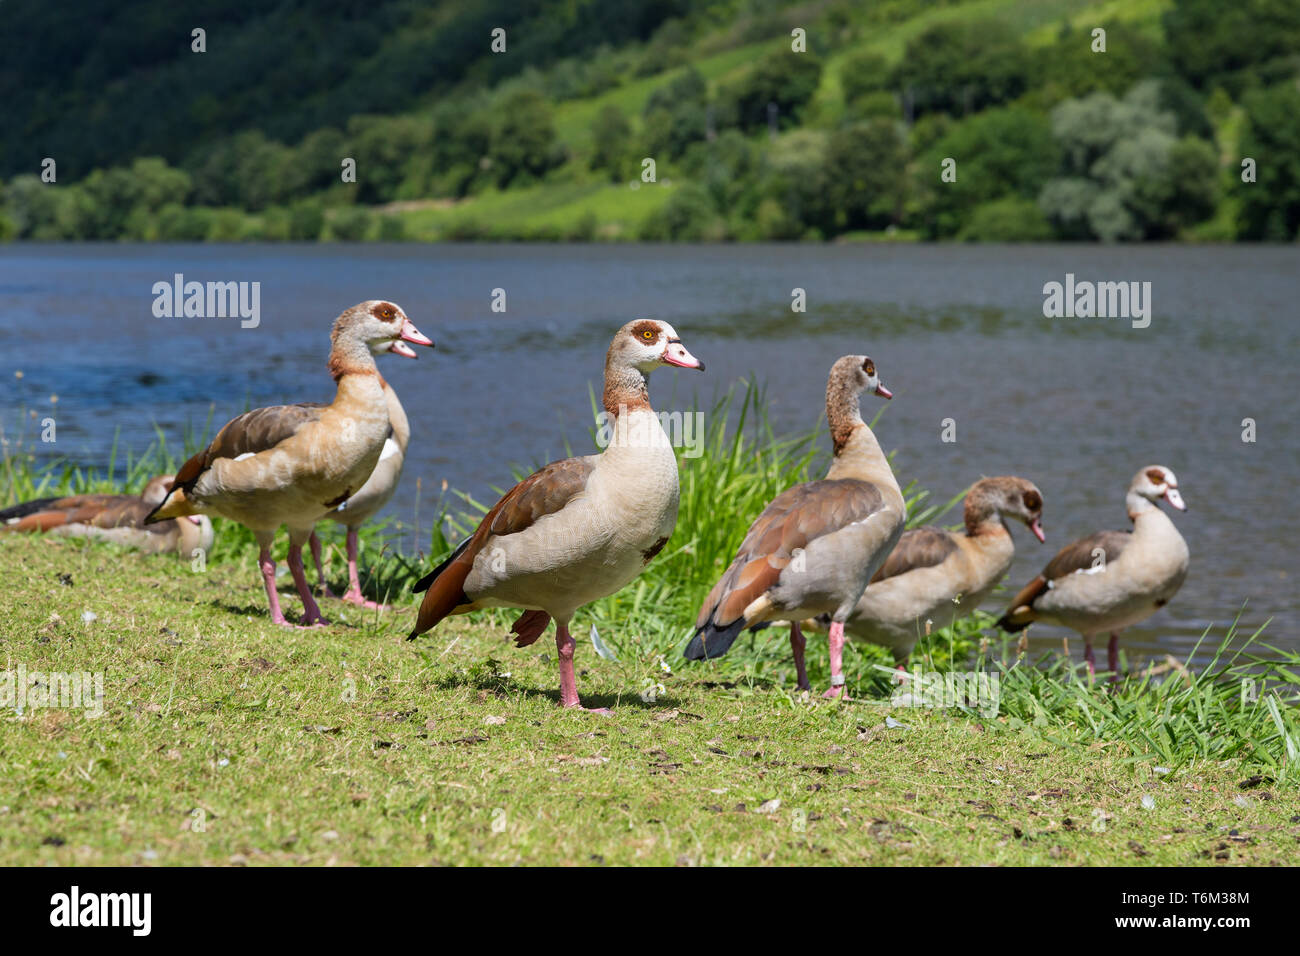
[145,301,433,627]
[308,379,410,609]
[837,476,1045,666]
[408,319,704,712]
[998,465,1188,677]
[0,474,213,557]
[685,355,903,698]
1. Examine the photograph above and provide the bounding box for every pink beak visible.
[874,383,893,400]
[662,339,704,371]
[391,318,434,359]
[1030,518,1046,543]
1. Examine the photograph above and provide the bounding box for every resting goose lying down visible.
[146,300,433,627]
[998,465,1188,676]
[408,319,704,712]
[309,378,410,610]
[686,355,903,698]
[0,474,213,557]
[833,476,1045,665]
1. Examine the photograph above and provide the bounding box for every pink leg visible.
[341,527,389,610]
[287,543,329,627]
[1084,636,1096,677]
[822,620,847,699]
[258,541,291,627]
[309,531,339,599]
[790,622,811,691]
[555,622,609,714]
[1108,632,1120,682]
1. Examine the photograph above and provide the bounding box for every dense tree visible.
[590,105,634,182]
[642,68,709,159]
[757,129,832,238]
[914,107,1059,238]
[487,90,562,188]
[1163,0,1300,91]
[1039,82,1218,241]
[838,50,890,109]
[822,119,909,231]
[0,0,685,179]
[346,115,434,203]
[890,20,1030,118]
[1235,84,1300,240]
[724,49,824,131]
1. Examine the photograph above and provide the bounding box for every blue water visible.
[2,242,1296,660]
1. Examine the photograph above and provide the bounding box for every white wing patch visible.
[377,437,400,463]
[233,452,255,462]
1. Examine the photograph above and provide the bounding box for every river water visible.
[2,242,1295,660]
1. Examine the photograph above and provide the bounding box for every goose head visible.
[609,319,704,375]
[141,474,177,508]
[1132,465,1186,512]
[830,355,893,403]
[333,300,434,360]
[971,476,1046,542]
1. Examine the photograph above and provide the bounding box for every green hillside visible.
[2,0,1298,242]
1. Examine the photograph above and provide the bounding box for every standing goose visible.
[145,301,433,626]
[309,379,410,609]
[408,319,704,712]
[1,474,213,557]
[835,476,1045,667]
[685,355,903,698]
[997,465,1188,677]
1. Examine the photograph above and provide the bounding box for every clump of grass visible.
[985,619,1300,781]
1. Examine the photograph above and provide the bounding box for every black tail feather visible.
[412,538,470,593]
[684,618,748,661]
[0,497,61,523]
[995,612,1030,633]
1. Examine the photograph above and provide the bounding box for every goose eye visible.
[642,329,656,341]
[863,361,875,376]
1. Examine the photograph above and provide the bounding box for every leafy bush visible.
[638,182,725,240]
[957,198,1052,242]
[328,206,373,241]
[288,199,325,240]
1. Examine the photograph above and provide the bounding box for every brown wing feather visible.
[1000,529,1132,628]
[1040,530,1130,583]
[172,403,328,495]
[411,456,596,636]
[697,478,886,630]
[1,493,160,534]
[869,526,959,584]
